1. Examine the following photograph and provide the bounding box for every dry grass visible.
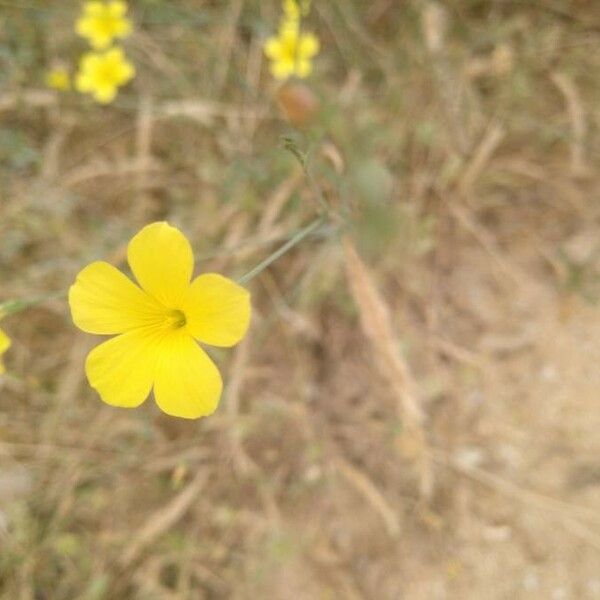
[2,1,600,598]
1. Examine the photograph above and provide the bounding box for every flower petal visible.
[264,38,283,59]
[0,327,11,375]
[128,222,194,307]
[153,332,222,419]
[84,2,104,16]
[108,0,127,17]
[94,84,118,104]
[183,274,250,347]
[69,261,163,334]
[296,59,312,79]
[86,326,163,408]
[271,59,294,80]
[300,33,320,58]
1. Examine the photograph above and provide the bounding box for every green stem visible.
[237,216,324,285]
[0,291,65,318]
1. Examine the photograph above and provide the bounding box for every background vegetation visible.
[1,1,600,597]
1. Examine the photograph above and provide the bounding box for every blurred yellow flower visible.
[46,67,71,91]
[75,47,135,104]
[264,20,320,80]
[0,327,10,375]
[69,222,251,419]
[75,0,132,50]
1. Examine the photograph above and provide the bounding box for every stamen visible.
[167,310,187,329]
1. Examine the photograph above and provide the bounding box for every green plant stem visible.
[0,291,65,317]
[237,216,324,285]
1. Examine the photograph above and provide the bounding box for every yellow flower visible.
[75,0,132,50]
[46,67,71,91]
[264,19,320,80]
[0,327,10,375]
[68,222,251,419]
[75,47,135,104]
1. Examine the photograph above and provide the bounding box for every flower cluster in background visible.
[264,0,320,80]
[46,1,135,104]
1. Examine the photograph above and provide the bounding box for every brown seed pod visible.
[276,80,320,127]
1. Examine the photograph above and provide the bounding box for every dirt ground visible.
[1,1,600,598]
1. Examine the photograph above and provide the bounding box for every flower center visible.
[96,61,120,86]
[166,309,187,329]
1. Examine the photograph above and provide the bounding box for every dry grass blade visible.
[226,336,258,476]
[119,470,207,570]
[458,120,505,196]
[551,71,588,176]
[134,94,156,216]
[342,236,432,498]
[258,169,303,234]
[342,236,423,424]
[0,89,56,113]
[335,458,401,539]
[437,451,600,527]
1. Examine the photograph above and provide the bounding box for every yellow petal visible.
[0,327,10,375]
[69,261,163,334]
[86,326,163,408]
[114,59,135,84]
[108,0,127,17]
[264,38,283,59]
[271,59,294,80]
[89,33,113,51]
[183,274,250,347]
[153,332,222,419]
[75,17,92,37]
[84,2,104,16]
[299,33,320,58]
[296,59,312,78]
[127,222,194,307]
[279,18,300,38]
[75,72,93,93]
[94,84,118,104]
[105,47,124,62]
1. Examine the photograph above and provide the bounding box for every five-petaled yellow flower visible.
[264,20,320,80]
[76,0,132,50]
[46,67,71,91]
[69,222,251,419]
[75,47,135,104]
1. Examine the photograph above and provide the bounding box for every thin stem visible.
[237,216,324,285]
[0,291,65,317]
[282,136,331,215]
